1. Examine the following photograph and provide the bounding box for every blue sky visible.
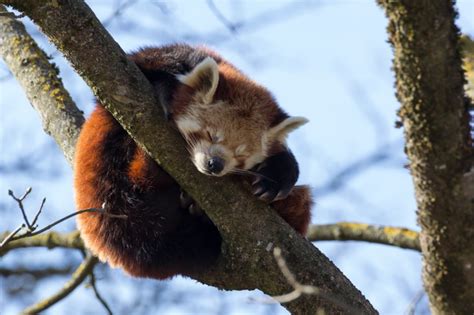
[1,1,473,314]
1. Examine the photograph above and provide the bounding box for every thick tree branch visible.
[1,1,376,313]
[0,5,84,164]
[378,1,474,314]
[21,255,98,315]
[307,222,420,251]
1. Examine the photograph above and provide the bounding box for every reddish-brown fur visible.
[74,44,312,279]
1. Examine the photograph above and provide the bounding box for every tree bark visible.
[1,1,376,314]
[0,5,84,164]
[377,1,474,314]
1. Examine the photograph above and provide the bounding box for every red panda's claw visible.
[259,191,277,202]
[252,186,265,195]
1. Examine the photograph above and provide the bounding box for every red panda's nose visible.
[207,157,224,175]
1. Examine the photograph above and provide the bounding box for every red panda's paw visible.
[251,150,299,202]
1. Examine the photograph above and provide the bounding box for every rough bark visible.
[1,1,376,314]
[377,1,474,314]
[0,6,84,164]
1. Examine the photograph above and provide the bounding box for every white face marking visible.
[176,116,201,134]
[190,141,238,176]
[243,154,266,170]
[215,130,224,143]
[235,144,247,156]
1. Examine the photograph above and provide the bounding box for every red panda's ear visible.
[177,57,219,104]
[267,116,309,143]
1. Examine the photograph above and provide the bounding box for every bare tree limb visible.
[0,5,84,164]
[0,1,376,313]
[88,270,113,315]
[377,1,474,313]
[307,222,420,251]
[0,187,126,249]
[0,231,83,256]
[0,266,75,278]
[21,254,98,315]
[1,222,420,257]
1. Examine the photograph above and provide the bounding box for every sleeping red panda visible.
[74,44,312,279]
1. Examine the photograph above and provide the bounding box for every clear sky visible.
[1,1,473,314]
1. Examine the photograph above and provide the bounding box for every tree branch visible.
[377,1,474,314]
[21,255,98,315]
[1,1,376,313]
[461,35,474,100]
[0,231,83,256]
[0,5,84,164]
[307,222,420,251]
[1,222,421,257]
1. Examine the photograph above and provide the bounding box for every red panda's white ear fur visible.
[267,117,309,143]
[177,57,219,104]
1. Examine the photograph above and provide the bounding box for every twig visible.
[21,254,98,315]
[1,188,127,249]
[405,289,425,315]
[9,187,33,229]
[8,208,126,243]
[206,0,238,33]
[271,247,319,303]
[89,270,113,315]
[0,266,75,278]
[268,247,363,314]
[0,224,25,247]
[31,197,46,227]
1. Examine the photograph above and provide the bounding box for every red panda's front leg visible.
[251,149,299,202]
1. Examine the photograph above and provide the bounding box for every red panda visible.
[74,44,312,279]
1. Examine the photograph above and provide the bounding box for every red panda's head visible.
[171,57,307,176]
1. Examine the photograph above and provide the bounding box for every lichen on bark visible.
[377,1,474,313]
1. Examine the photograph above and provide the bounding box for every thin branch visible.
[1,187,127,249]
[405,289,425,315]
[88,270,113,315]
[31,197,46,227]
[21,254,98,315]
[268,247,362,314]
[0,224,24,247]
[206,0,238,33]
[0,231,83,256]
[0,266,75,278]
[307,222,421,251]
[8,187,33,229]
